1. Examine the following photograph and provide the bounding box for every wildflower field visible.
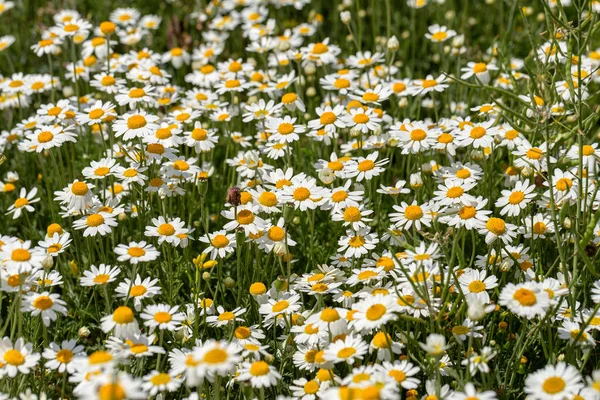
[1,0,600,398]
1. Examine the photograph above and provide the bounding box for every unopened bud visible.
[224,277,235,288]
[387,35,399,52]
[78,326,90,338]
[227,187,241,206]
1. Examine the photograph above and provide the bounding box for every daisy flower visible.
[343,107,381,134]
[22,291,67,326]
[352,294,399,333]
[513,142,555,171]
[114,241,160,264]
[221,205,266,235]
[207,306,246,328]
[265,115,305,143]
[142,371,182,395]
[200,230,236,258]
[112,110,160,141]
[0,240,45,273]
[461,61,499,84]
[495,180,537,217]
[77,100,116,126]
[411,74,449,96]
[5,187,39,219]
[524,362,584,400]
[458,269,498,304]
[331,204,374,231]
[236,360,281,388]
[115,85,155,109]
[425,24,456,42]
[343,152,389,182]
[145,216,189,246]
[499,281,550,319]
[337,228,379,258]
[73,211,118,237]
[141,304,186,332]
[382,360,421,389]
[42,340,84,374]
[101,305,140,338]
[324,335,368,364]
[307,105,347,133]
[80,264,121,286]
[457,119,498,149]
[389,201,433,230]
[193,340,241,379]
[280,177,327,211]
[258,294,302,320]
[115,275,161,311]
[185,123,218,153]
[479,217,517,245]
[0,338,40,378]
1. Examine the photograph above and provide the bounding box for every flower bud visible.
[318,168,335,185]
[387,35,400,52]
[340,11,351,24]
[41,255,54,269]
[304,63,316,75]
[202,272,211,281]
[227,187,241,206]
[224,277,235,289]
[79,326,90,338]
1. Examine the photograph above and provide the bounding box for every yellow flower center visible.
[277,123,294,135]
[127,115,147,129]
[486,217,506,235]
[343,206,362,222]
[130,285,147,297]
[513,288,537,306]
[33,295,54,310]
[321,308,340,322]
[446,186,464,198]
[542,377,565,394]
[3,349,24,366]
[508,191,525,204]
[320,111,337,125]
[473,63,487,73]
[236,210,255,225]
[158,223,175,236]
[86,214,105,227]
[113,306,135,324]
[154,311,172,323]
[38,131,54,143]
[526,148,543,160]
[404,205,423,220]
[470,127,486,139]
[357,160,375,171]
[11,249,31,262]
[212,234,230,248]
[250,361,270,376]
[56,349,73,364]
[366,304,386,320]
[468,280,486,293]
[272,300,289,313]
[337,347,356,359]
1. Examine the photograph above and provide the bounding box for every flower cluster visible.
[1,0,600,399]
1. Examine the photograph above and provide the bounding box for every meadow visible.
[0,0,600,399]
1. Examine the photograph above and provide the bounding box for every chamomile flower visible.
[324,335,368,364]
[236,360,281,388]
[499,281,550,319]
[23,291,67,326]
[524,362,583,400]
[80,264,121,286]
[495,180,537,217]
[114,241,160,264]
[6,187,39,219]
[42,340,84,374]
[343,152,389,182]
[101,305,140,338]
[0,338,40,378]
[141,304,186,332]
